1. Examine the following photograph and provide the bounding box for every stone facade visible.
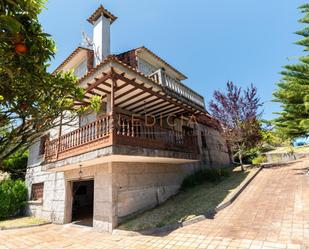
[26,122,231,232]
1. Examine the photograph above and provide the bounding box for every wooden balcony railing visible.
[45,115,112,161]
[115,114,198,152]
[149,69,205,108]
[45,113,199,162]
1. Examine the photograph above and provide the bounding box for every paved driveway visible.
[0,159,308,249]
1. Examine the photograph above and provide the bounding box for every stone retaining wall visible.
[266,152,309,163]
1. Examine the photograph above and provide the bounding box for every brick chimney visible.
[87,5,117,66]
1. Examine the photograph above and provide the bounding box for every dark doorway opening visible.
[72,180,94,227]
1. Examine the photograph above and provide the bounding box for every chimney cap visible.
[87,5,117,24]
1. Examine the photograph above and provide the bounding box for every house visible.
[25,5,232,232]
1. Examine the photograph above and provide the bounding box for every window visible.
[39,134,49,156]
[31,183,44,201]
[201,131,207,148]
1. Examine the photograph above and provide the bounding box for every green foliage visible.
[242,147,260,164]
[90,95,103,113]
[0,0,87,160]
[273,3,309,138]
[1,150,28,180]
[0,179,27,220]
[181,168,231,190]
[252,155,266,165]
[261,126,291,149]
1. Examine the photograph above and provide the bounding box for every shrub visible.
[181,168,231,190]
[242,147,260,164]
[0,179,28,220]
[252,155,266,165]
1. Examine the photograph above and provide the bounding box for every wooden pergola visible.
[76,65,208,120]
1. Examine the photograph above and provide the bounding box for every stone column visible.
[63,180,73,224]
[93,162,118,232]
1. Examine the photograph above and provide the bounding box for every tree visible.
[1,150,28,180]
[260,120,291,150]
[273,3,309,139]
[0,0,93,161]
[209,82,263,170]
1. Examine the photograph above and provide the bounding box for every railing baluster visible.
[45,113,199,162]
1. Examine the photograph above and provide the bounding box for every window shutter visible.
[39,134,49,155]
[31,183,44,201]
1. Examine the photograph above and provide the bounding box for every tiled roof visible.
[87,5,117,24]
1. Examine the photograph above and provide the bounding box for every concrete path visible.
[0,159,308,249]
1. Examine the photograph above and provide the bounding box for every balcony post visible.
[158,69,166,86]
[111,69,117,144]
[56,111,63,160]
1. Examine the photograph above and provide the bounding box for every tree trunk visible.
[239,152,245,171]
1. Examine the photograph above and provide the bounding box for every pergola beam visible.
[115,79,135,93]
[134,101,172,114]
[115,86,139,101]
[86,72,111,93]
[131,99,166,112]
[150,105,182,117]
[87,83,110,95]
[122,93,154,110]
[115,88,145,106]
[113,72,197,115]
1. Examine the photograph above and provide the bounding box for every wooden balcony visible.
[45,113,199,162]
[149,69,205,108]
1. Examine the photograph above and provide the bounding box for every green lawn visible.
[118,167,255,231]
[0,216,48,229]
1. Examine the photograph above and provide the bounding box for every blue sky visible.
[39,0,306,120]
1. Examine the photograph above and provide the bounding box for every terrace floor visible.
[0,159,308,249]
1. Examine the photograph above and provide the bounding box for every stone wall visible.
[113,162,194,221]
[196,124,232,167]
[25,164,65,223]
[61,162,196,231]
[26,139,66,223]
[265,152,309,163]
[26,120,232,232]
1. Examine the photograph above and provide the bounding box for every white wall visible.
[93,15,111,66]
[137,58,157,76]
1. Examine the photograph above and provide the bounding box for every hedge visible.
[0,179,28,220]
